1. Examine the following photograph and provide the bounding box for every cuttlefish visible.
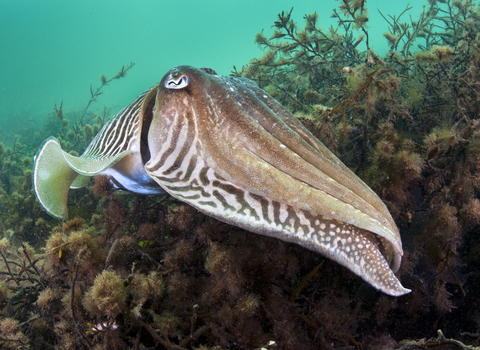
[33,66,411,296]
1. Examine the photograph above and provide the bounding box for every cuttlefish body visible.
[33,66,410,296]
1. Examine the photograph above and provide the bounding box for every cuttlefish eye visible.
[165,74,189,89]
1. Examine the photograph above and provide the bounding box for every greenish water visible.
[1,1,480,348]
[1,0,413,142]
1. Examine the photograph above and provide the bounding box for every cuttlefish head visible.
[145,66,410,296]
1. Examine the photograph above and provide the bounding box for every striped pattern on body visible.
[82,89,150,159]
[146,104,404,296]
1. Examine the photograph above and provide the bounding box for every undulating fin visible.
[33,137,131,220]
[60,148,132,176]
[70,175,90,189]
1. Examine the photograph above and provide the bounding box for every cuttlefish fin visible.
[33,137,131,220]
[70,175,90,189]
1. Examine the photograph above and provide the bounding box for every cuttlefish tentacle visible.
[145,66,410,296]
[33,87,163,220]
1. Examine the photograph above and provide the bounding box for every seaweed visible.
[2,0,480,348]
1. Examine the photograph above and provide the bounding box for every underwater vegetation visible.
[2,0,480,348]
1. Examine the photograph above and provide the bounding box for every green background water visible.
[1,0,413,143]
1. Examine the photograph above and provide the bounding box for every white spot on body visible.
[295,209,315,235]
[279,204,288,223]
[244,192,263,221]
[267,199,275,223]
[296,226,304,236]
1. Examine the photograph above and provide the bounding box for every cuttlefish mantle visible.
[33,66,411,296]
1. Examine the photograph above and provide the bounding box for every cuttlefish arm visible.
[240,78,398,242]
[145,66,410,296]
[33,87,163,220]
